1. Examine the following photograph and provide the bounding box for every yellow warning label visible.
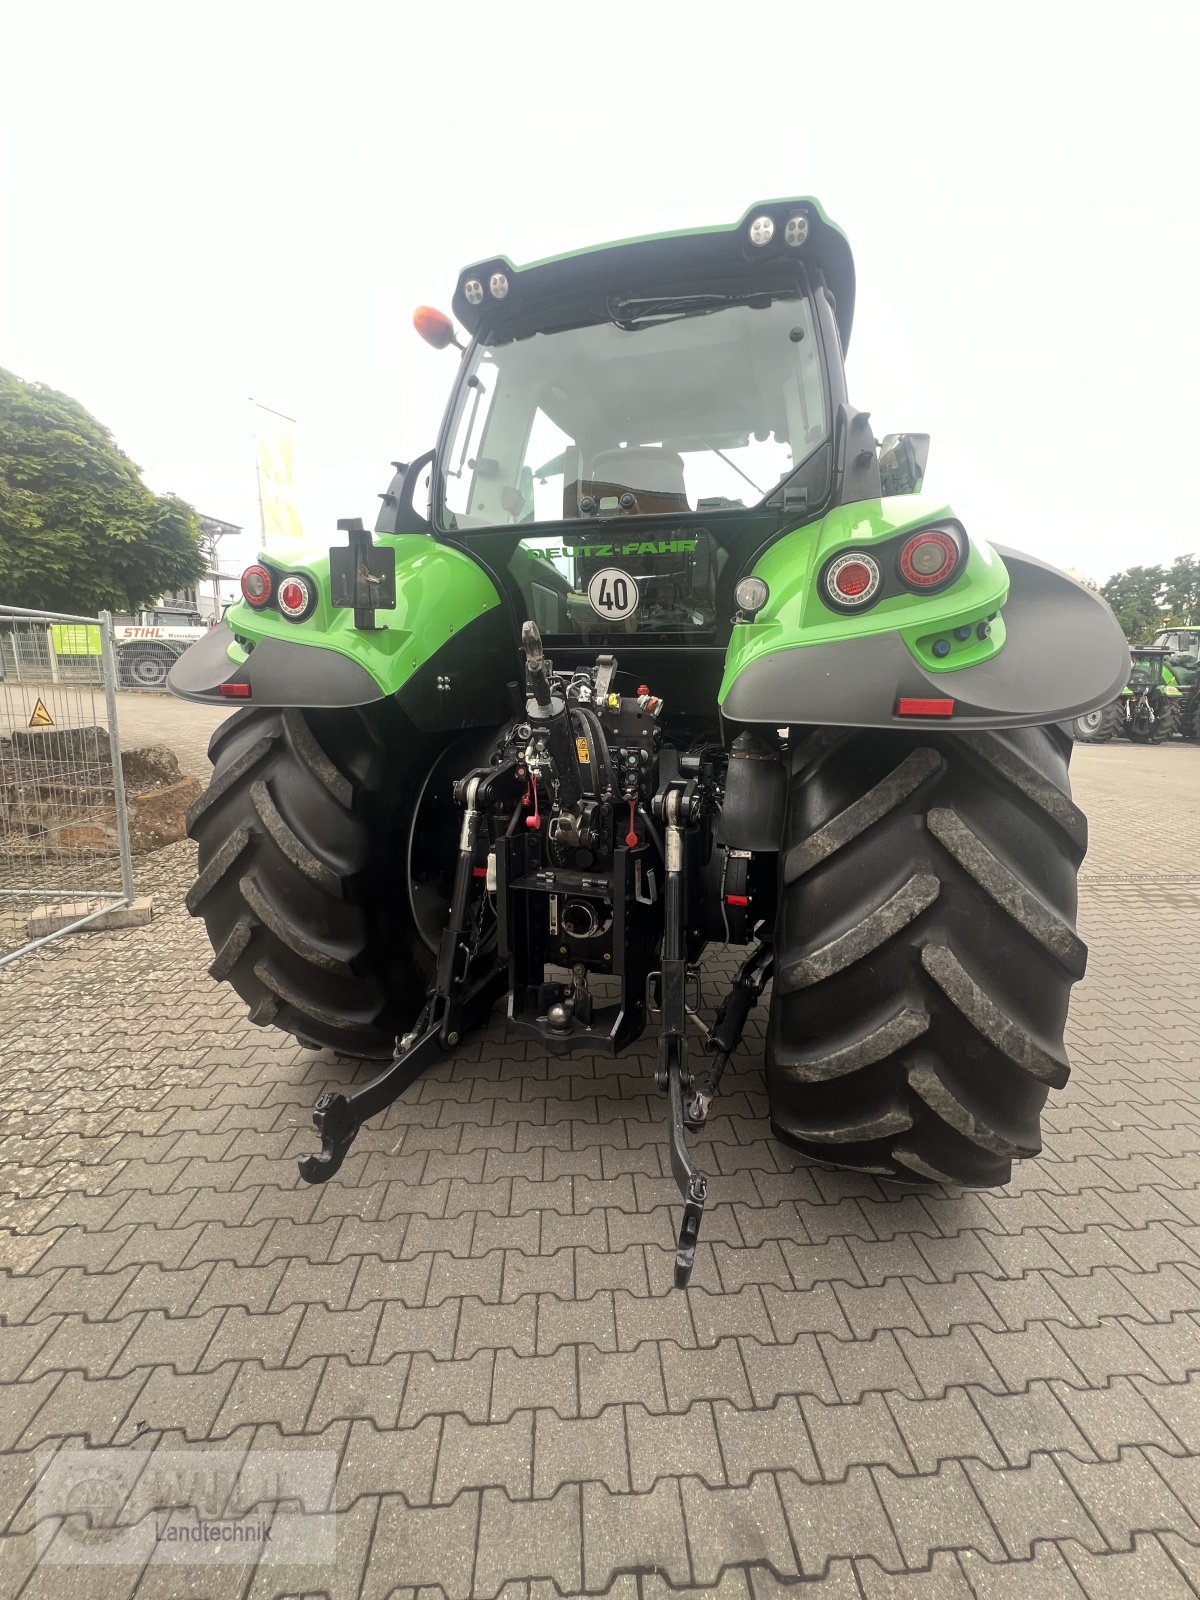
[576,737,591,763]
[28,698,54,728]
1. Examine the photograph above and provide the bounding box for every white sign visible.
[587,568,640,621]
[114,625,206,644]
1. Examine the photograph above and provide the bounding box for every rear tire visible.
[1148,703,1180,743]
[1071,699,1123,742]
[1181,686,1200,741]
[768,724,1087,1187]
[185,704,436,1058]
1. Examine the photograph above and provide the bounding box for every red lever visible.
[625,797,639,849]
[525,779,542,831]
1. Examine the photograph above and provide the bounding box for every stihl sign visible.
[115,625,207,643]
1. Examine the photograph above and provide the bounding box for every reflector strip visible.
[472,867,488,878]
[725,894,750,906]
[220,683,252,699]
[897,697,955,717]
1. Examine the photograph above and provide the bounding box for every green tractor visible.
[1118,645,1186,742]
[1073,631,1194,743]
[1151,625,1200,740]
[169,200,1128,1285]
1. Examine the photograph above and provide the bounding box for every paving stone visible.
[740,1333,837,1406]
[801,1392,913,1477]
[435,1411,533,1502]
[533,1406,628,1496]
[401,1350,494,1426]
[627,1402,725,1491]
[307,1352,409,1431]
[1062,1446,1200,1545]
[963,1455,1106,1558]
[582,1480,689,1590]
[874,1459,1004,1564]
[956,1543,1089,1598]
[213,1356,322,1433]
[661,1337,752,1411]
[364,1493,479,1598]
[374,1297,459,1360]
[971,1378,1094,1466]
[820,1331,923,1403]
[777,1466,904,1574]
[855,1551,976,1598]
[681,1473,797,1582]
[578,1343,664,1417]
[714,1396,818,1485]
[493,1347,579,1422]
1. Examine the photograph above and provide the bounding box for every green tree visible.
[0,368,204,614]
[1100,564,1169,643]
[1163,552,1200,623]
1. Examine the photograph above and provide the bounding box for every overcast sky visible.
[2,1,1196,592]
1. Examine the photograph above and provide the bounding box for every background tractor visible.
[170,200,1128,1285]
[1151,625,1200,739]
[1118,646,1186,743]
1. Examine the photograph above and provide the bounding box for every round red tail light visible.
[825,551,881,607]
[277,575,314,620]
[898,529,961,589]
[240,565,272,606]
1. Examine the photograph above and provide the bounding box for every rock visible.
[7,725,112,766]
[128,777,203,853]
[42,822,118,855]
[121,744,182,793]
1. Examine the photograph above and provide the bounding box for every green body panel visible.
[718,496,1010,709]
[225,535,502,694]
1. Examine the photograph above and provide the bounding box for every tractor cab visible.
[391,202,869,710]
[1128,645,1178,691]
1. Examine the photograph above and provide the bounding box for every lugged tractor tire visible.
[1148,703,1181,743]
[767,724,1087,1188]
[185,704,434,1059]
[1071,698,1123,742]
[1182,685,1200,741]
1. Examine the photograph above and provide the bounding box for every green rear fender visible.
[719,497,1131,731]
[169,535,506,715]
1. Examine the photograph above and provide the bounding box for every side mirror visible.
[412,306,463,351]
[878,432,930,496]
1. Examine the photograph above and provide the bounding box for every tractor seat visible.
[580,446,690,514]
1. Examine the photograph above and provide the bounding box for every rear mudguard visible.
[169,535,511,729]
[719,499,1130,730]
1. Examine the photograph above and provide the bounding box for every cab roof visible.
[451,198,855,352]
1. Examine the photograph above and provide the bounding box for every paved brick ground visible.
[0,721,1198,1597]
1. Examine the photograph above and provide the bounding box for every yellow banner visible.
[254,406,305,542]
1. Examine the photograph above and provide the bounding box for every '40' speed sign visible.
[587,568,639,620]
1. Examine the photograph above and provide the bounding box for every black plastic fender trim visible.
[167,624,384,708]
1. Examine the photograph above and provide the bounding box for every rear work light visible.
[277,575,315,620]
[824,551,881,608]
[897,697,955,717]
[897,528,962,590]
[240,565,272,606]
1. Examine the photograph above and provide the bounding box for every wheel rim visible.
[129,653,168,686]
[1076,707,1104,735]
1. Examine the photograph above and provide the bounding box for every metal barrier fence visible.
[0,606,135,965]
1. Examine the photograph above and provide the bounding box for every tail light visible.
[897,528,962,590]
[240,565,272,606]
[824,551,881,608]
[277,575,315,621]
